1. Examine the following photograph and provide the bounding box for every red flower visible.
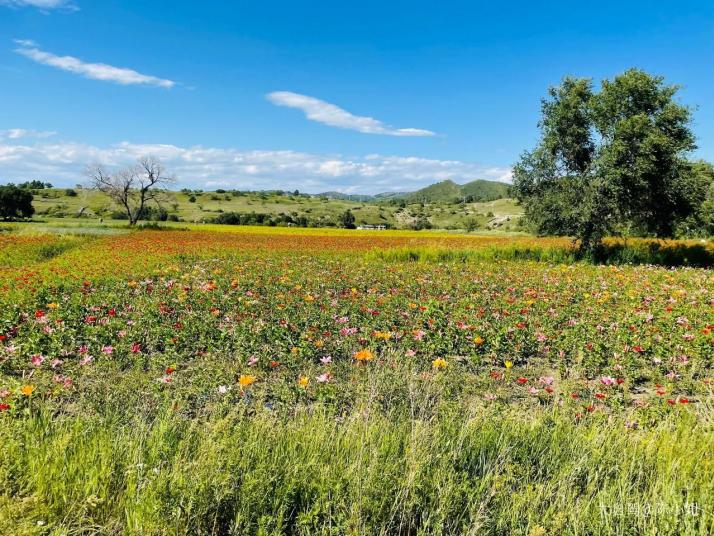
[586,405,595,413]
[165,367,176,375]
[270,360,280,368]
[595,393,606,400]
[0,403,10,411]
[490,371,502,380]
[131,343,142,353]
[667,399,676,406]
[545,387,554,394]
[632,345,644,353]
[35,310,45,318]
[679,398,690,404]
[85,315,97,323]
[570,392,579,399]
[516,377,528,385]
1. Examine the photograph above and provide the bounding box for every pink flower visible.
[320,356,332,364]
[538,376,554,386]
[405,349,416,357]
[131,343,142,353]
[102,346,114,355]
[78,345,89,354]
[0,389,10,398]
[413,330,426,341]
[50,359,63,368]
[31,354,45,367]
[600,376,616,387]
[316,373,332,383]
[158,376,172,384]
[335,316,349,324]
[528,387,539,395]
[247,356,259,366]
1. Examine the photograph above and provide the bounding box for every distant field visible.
[30,188,525,231]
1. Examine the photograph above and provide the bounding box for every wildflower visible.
[595,393,606,400]
[528,387,539,395]
[158,376,172,384]
[102,346,113,355]
[79,356,93,366]
[217,385,229,394]
[538,376,554,386]
[600,376,616,387]
[0,403,9,411]
[165,366,176,375]
[679,397,690,404]
[484,393,497,401]
[0,390,9,398]
[412,330,426,341]
[320,356,332,365]
[247,356,259,366]
[131,343,142,353]
[316,373,331,383]
[504,360,513,369]
[21,385,35,396]
[298,376,309,388]
[516,377,528,385]
[432,358,448,369]
[354,349,374,362]
[405,349,416,357]
[238,375,256,387]
[30,354,45,367]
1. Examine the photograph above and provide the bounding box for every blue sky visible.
[1,0,714,193]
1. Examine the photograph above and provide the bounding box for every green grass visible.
[30,188,524,231]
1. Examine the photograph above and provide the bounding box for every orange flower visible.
[21,385,35,396]
[473,335,485,346]
[238,375,256,387]
[354,349,375,362]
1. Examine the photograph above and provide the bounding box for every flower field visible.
[0,226,713,534]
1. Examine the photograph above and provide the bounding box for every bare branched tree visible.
[86,156,174,225]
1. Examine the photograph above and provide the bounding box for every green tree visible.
[514,69,699,250]
[340,210,356,229]
[0,184,35,220]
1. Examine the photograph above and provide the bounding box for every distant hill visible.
[318,179,510,204]
[398,179,511,203]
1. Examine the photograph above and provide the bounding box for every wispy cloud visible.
[266,91,436,137]
[0,137,511,193]
[1,0,77,11]
[1,128,57,139]
[13,40,175,88]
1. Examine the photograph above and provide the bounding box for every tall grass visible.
[1,407,711,535]
[368,237,713,267]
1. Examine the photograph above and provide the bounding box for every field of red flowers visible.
[0,227,712,534]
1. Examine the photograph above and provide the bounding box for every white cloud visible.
[0,137,511,193]
[1,1,77,11]
[1,128,57,139]
[266,91,436,137]
[13,40,175,88]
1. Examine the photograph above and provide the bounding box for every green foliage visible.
[340,209,356,229]
[0,184,35,220]
[514,69,704,248]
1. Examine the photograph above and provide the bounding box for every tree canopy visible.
[0,184,35,221]
[513,68,708,248]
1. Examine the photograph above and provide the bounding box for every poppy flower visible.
[238,375,257,387]
[516,377,528,385]
[0,403,9,411]
[354,349,374,362]
[432,358,447,369]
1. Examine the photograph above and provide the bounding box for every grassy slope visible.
[31,188,524,231]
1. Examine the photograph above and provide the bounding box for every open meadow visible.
[0,224,712,535]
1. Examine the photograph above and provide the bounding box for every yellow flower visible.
[238,375,256,387]
[354,349,375,362]
[21,385,35,396]
[291,347,300,354]
[127,280,138,288]
[473,335,485,346]
[47,302,59,310]
[315,340,324,348]
[304,295,315,302]
[298,376,309,388]
[373,331,392,340]
[432,358,448,369]
[504,360,513,369]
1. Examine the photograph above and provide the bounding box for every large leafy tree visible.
[0,184,35,220]
[514,69,701,249]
